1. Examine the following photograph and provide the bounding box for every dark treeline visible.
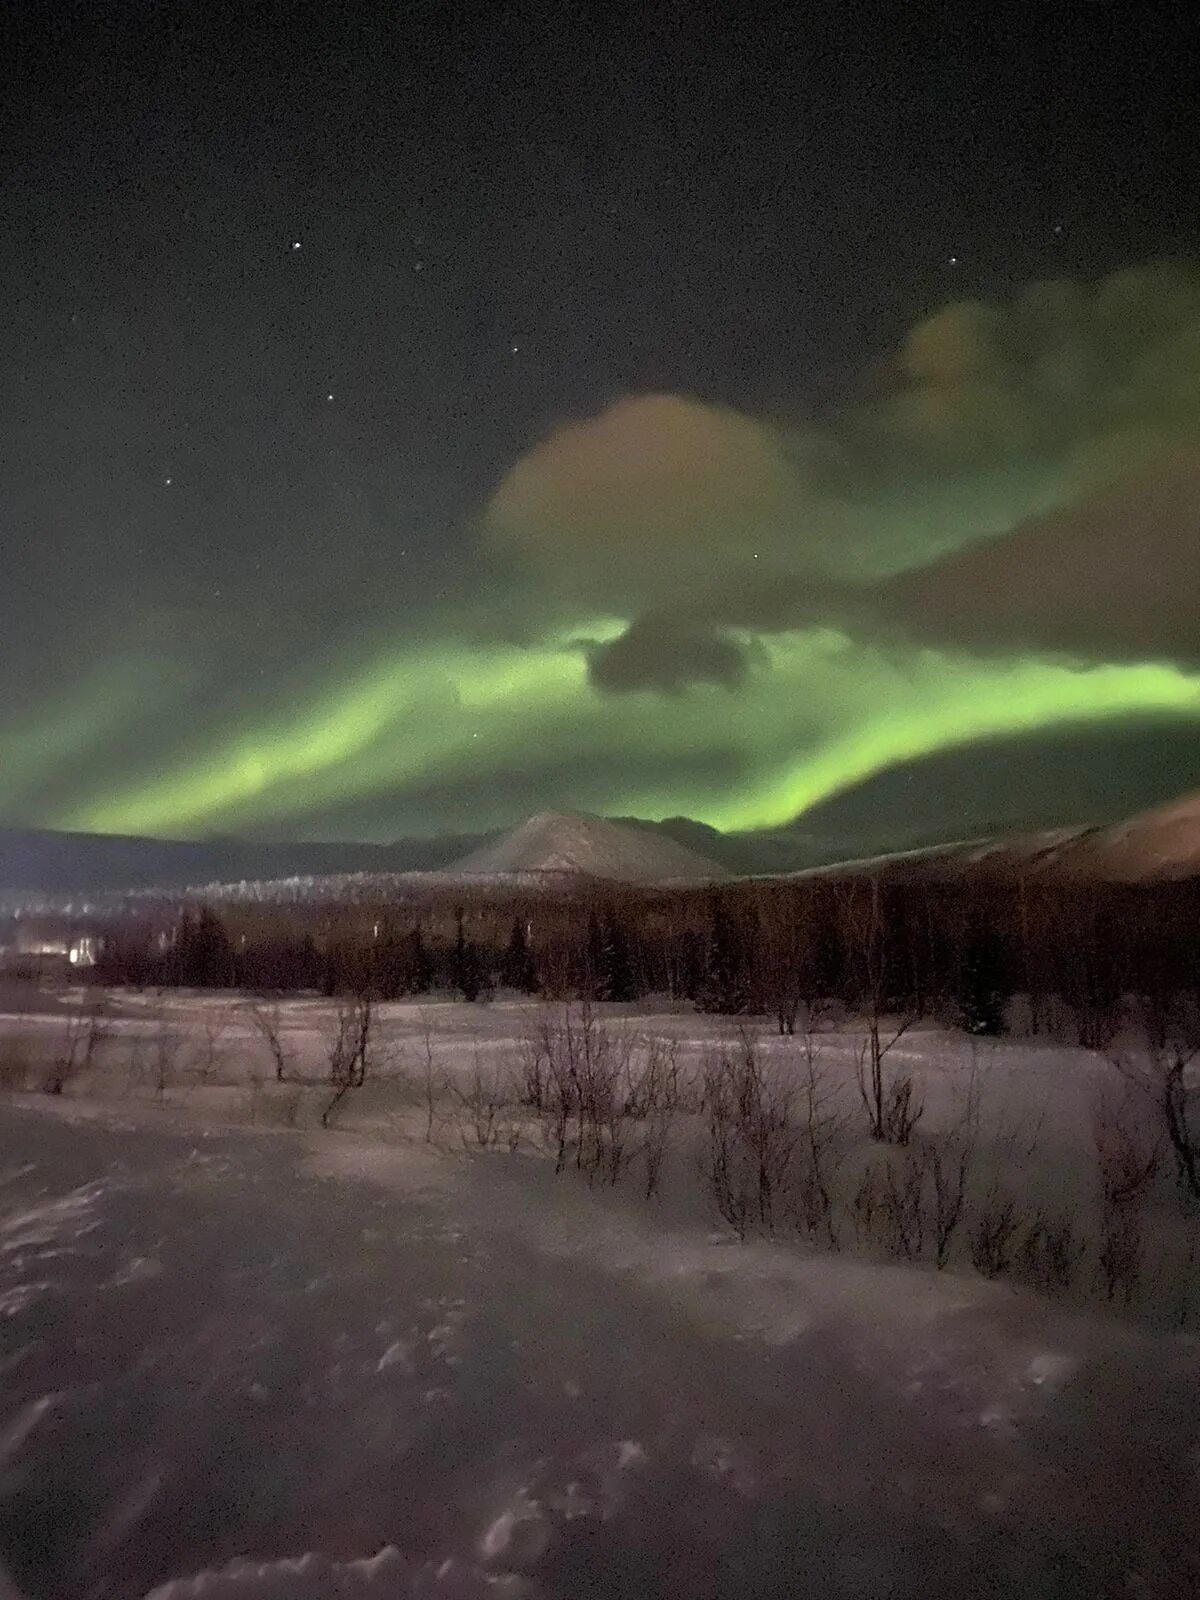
[92,874,1200,1047]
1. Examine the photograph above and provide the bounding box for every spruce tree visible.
[405,926,433,994]
[959,924,1007,1036]
[699,892,746,1014]
[174,907,235,987]
[502,916,537,993]
[452,907,483,1002]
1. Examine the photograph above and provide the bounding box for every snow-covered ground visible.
[1,988,1199,1596]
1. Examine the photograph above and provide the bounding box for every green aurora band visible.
[19,622,1200,840]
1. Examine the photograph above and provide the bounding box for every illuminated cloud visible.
[485,392,837,604]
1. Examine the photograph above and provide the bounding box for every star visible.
[291,240,302,250]
[948,255,959,265]
[164,477,173,486]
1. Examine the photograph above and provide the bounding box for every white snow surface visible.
[1,991,1199,1596]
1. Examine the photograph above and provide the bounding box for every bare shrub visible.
[1093,1084,1160,1210]
[704,1055,754,1239]
[626,1035,683,1199]
[851,1153,928,1262]
[846,1064,978,1269]
[1097,1205,1143,1304]
[541,1024,576,1175]
[527,1004,644,1184]
[880,1072,924,1146]
[840,878,920,1144]
[148,1020,183,1099]
[924,1142,969,1270]
[880,1156,926,1260]
[1113,1001,1200,1205]
[321,995,376,1128]
[517,1012,553,1112]
[854,1022,921,1144]
[850,1162,882,1248]
[0,1044,31,1092]
[1018,1211,1086,1296]
[248,1000,294,1083]
[125,997,183,1100]
[969,1189,1021,1278]
[924,1059,980,1269]
[641,1101,672,1201]
[1091,1085,1157,1305]
[1161,1049,1200,1202]
[788,1033,847,1249]
[623,1033,683,1119]
[701,1034,796,1235]
[44,995,110,1095]
[185,1006,233,1086]
[576,1022,637,1185]
[452,1051,517,1150]
[417,1016,447,1143]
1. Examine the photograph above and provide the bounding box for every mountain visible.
[6,786,1200,907]
[1039,789,1200,881]
[450,810,730,884]
[791,789,1200,885]
[0,811,729,906]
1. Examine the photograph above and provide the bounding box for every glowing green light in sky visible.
[698,640,1200,831]
[33,620,1200,841]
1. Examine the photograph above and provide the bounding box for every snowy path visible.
[0,1105,1198,1599]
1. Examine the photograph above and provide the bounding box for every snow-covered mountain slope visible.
[450,810,729,884]
[1040,788,1200,881]
[788,789,1200,884]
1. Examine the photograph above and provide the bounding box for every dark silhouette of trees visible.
[170,908,235,988]
[698,892,747,1014]
[958,922,1009,1036]
[451,906,484,1001]
[501,916,538,993]
[586,907,635,1002]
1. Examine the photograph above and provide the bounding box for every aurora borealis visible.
[20,627,1200,843]
[5,2,1200,855]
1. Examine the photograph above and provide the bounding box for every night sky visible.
[5,0,1199,847]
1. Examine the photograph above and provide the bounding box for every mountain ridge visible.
[449,810,730,884]
[5,785,1200,903]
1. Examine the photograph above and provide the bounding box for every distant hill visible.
[1035,789,1200,882]
[0,811,729,906]
[6,785,1200,907]
[791,790,1200,885]
[450,810,730,884]
[0,825,488,899]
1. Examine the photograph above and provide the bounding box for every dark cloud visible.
[587,615,751,694]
